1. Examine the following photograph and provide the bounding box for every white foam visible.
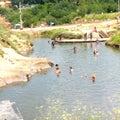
[0,100,23,120]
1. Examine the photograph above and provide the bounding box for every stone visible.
[0,79,6,87]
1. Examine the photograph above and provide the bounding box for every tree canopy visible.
[3,0,119,27]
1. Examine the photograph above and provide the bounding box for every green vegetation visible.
[106,32,120,45]
[41,28,83,40]
[61,32,82,39]
[41,28,67,39]
[0,0,119,28]
[111,33,120,44]
[84,12,120,21]
[0,24,33,56]
[0,0,119,48]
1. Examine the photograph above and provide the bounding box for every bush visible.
[111,34,120,44]
[62,32,82,39]
[41,29,67,39]
[0,8,7,16]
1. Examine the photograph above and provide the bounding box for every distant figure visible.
[91,74,96,82]
[26,74,30,81]
[59,33,62,40]
[94,26,97,32]
[73,46,77,53]
[81,73,88,78]
[84,33,87,40]
[55,64,61,77]
[107,24,110,30]
[54,37,59,42]
[90,32,93,40]
[69,66,73,74]
[93,48,99,56]
[116,16,119,23]
[51,40,55,47]
[31,24,33,29]
[96,38,99,44]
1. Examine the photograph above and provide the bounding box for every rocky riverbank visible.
[0,48,53,87]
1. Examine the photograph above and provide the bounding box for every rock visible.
[0,79,6,87]
[3,75,28,85]
[0,48,53,87]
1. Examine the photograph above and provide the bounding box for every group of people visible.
[84,32,93,40]
[55,64,73,77]
[55,64,96,82]
[73,41,99,57]
[51,37,98,82]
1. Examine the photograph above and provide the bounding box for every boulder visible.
[0,48,53,87]
[0,79,6,87]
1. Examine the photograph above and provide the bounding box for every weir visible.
[0,100,23,120]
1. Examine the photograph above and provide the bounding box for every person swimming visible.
[73,46,77,53]
[55,64,61,76]
[91,74,96,82]
[93,48,99,56]
[51,40,55,47]
[69,66,73,74]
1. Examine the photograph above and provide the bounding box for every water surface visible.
[0,38,120,120]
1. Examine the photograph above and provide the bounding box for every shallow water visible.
[0,38,120,120]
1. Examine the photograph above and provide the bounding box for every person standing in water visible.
[55,64,61,77]
[73,46,77,53]
[69,66,73,74]
[91,74,96,82]
[93,48,99,56]
[89,32,93,40]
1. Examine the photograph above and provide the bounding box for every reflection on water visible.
[0,38,120,120]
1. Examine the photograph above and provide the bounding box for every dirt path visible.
[12,19,117,33]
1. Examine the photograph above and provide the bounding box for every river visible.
[0,38,120,120]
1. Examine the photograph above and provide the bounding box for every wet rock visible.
[0,79,6,87]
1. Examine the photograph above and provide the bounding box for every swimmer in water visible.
[91,74,96,82]
[55,64,61,77]
[69,66,73,74]
[93,48,99,56]
[73,46,77,53]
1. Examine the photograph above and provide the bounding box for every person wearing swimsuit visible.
[55,64,61,76]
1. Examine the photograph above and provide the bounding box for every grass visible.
[106,32,120,46]
[83,12,120,22]
[41,28,68,39]
[0,23,33,55]
[41,28,83,40]
[111,31,120,43]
